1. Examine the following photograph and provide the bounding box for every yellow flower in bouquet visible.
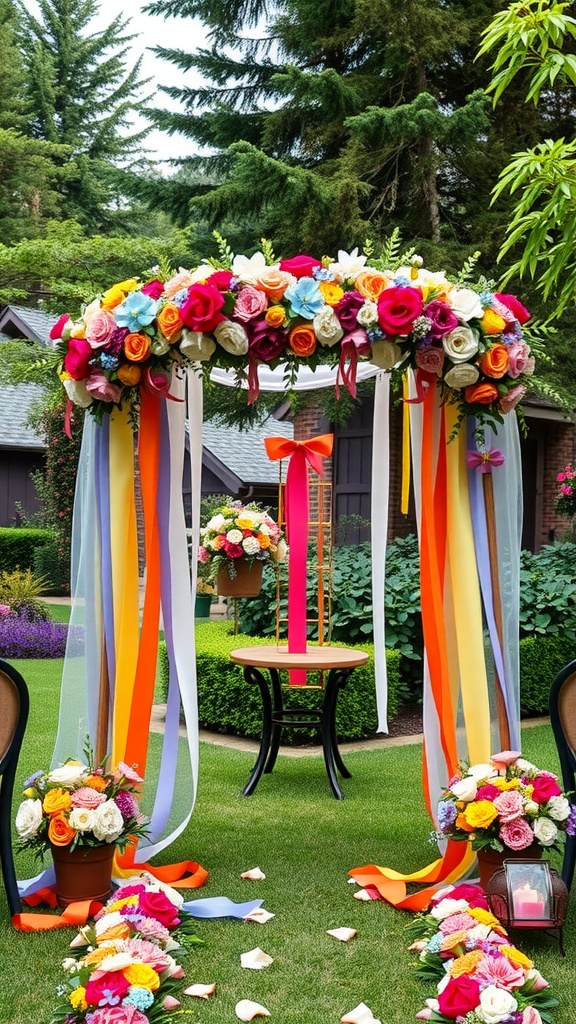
[463,800,499,830]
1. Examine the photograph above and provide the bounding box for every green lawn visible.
[1,658,575,1024]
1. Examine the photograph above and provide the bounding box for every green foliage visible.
[519,543,576,641]
[0,566,50,618]
[0,528,53,573]
[519,633,568,716]
[0,0,27,131]
[32,539,69,595]
[158,620,404,742]
[0,128,68,244]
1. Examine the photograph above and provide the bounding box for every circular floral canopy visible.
[53,245,534,428]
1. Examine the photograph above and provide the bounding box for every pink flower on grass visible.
[499,818,535,850]
[439,912,476,934]
[86,1008,148,1024]
[136,917,170,944]
[123,937,171,971]
[474,953,526,990]
[493,790,524,823]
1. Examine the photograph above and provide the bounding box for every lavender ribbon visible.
[181,897,264,919]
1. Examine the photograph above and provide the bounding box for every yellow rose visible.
[499,945,533,970]
[101,284,127,311]
[43,788,72,816]
[117,364,142,386]
[236,515,256,530]
[469,907,502,929]
[318,281,344,306]
[123,963,160,991]
[265,305,287,327]
[69,987,87,1011]
[116,278,139,292]
[481,308,506,335]
[462,799,499,830]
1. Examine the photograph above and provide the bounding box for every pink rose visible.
[141,279,164,299]
[86,373,122,403]
[279,254,322,279]
[495,292,531,325]
[86,1008,148,1024]
[210,270,233,291]
[224,540,244,558]
[424,299,459,338]
[233,285,268,322]
[499,384,526,414]
[86,309,117,349]
[85,972,130,1006]
[440,883,487,908]
[476,785,500,802]
[377,286,423,336]
[437,976,481,1019]
[499,818,535,850]
[64,337,93,380]
[531,775,562,804]
[137,890,180,929]
[71,786,107,810]
[522,1008,543,1024]
[180,283,226,332]
[493,790,524,823]
[506,342,531,378]
[415,345,445,374]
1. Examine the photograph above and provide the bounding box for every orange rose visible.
[48,812,76,846]
[43,788,72,815]
[455,812,475,833]
[318,281,344,306]
[265,305,287,328]
[481,308,506,335]
[479,344,509,378]
[84,774,107,792]
[256,268,293,302]
[355,269,391,301]
[117,364,142,386]
[464,382,499,405]
[157,302,183,342]
[124,332,151,363]
[289,323,317,357]
[258,533,271,549]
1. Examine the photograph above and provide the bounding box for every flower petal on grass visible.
[327,927,357,942]
[243,908,275,924]
[341,1002,380,1023]
[240,947,274,970]
[241,867,266,880]
[183,983,216,999]
[235,999,271,1020]
[353,889,373,901]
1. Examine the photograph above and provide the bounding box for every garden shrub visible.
[519,542,576,641]
[0,568,50,619]
[158,621,404,743]
[33,540,70,595]
[519,634,568,716]
[0,528,53,573]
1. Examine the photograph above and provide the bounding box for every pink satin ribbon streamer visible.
[265,435,334,683]
[336,329,371,399]
[403,368,437,404]
[465,448,505,474]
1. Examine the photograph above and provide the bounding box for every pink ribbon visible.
[336,329,371,399]
[144,367,184,402]
[64,398,74,440]
[465,448,505,474]
[403,368,437,404]
[247,357,260,405]
[265,435,334,683]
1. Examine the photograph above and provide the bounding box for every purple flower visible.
[103,327,129,356]
[424,299,459,339]
[0,616,84,659]
[437,801,457,832]
[115,791,139,820]
[335,291,364,332]
[23,769,44,789]
[566,804,576,837]
[246,319,287,362]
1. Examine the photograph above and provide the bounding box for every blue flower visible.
[284,277,324,319]
[425,933,443,953]
[479,290,495,307]
[23,769,44,789]
[100,353,119,370]
[437,801,457,831]
[123,987,154,1011]
[313,266,335,282]
[393,275,411,287]
[115,291,157,329]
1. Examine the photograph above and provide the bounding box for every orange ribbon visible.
[264,434,334,476]
[13,898,105,932]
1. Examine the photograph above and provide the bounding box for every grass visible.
[1,658,575,1024]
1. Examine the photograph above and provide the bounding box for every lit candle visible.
[512,883,545,918]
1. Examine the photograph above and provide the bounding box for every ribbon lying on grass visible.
[265,433,333,684]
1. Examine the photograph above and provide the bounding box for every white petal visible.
[240,947,274,970]
[183,983,216,999]
[341,1003,378,1023]
[241,867,266,880]
[243,908,275,924]
[353,889,373,901]
[235,999,271,1020]
[327,927,357,942]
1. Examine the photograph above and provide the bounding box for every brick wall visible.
[540,420,575,544]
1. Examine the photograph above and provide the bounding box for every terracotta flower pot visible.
[217,559,263,597]
[50,842,115,908]
[476,842,542,891]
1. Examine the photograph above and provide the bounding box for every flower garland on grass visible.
[407,883,559,1023]
[52,243,535,433]
[52,874,203,1024]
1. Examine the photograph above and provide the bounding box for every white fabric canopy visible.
[210,362,381,392]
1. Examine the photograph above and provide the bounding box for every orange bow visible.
[264,434,334,477]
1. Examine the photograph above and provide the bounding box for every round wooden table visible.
[230,645,369,799]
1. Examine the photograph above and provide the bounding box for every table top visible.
[229,645,369,671]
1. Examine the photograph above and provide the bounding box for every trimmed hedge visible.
[33,540,70,595]
[158,621,403,743]
[519,634,568,716]
[0,528,54,574]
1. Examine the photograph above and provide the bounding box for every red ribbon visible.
[336,330,371,399]
[403,368,438,404]
[247,357,260,405]
[465,448,505,474]
[265,435,334,683]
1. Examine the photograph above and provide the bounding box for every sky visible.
[21,0,208,163]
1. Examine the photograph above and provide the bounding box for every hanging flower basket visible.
[50,841,115,907]
[217,559,263,597]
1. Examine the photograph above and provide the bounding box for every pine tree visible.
[0,0,26,130]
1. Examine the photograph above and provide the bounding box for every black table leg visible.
[321,668,352,799]
[328,668,352,779]
[265,668,283,774]
[242,666,273,797]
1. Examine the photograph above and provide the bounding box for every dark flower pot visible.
[195,593,212,618]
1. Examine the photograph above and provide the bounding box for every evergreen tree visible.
[0,0,27,130]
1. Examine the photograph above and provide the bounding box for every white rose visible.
[82,298,102,327]
[546,795,571,821]
[232,251,269,284]
[179,329,216,362]
[524,799,539,816]
[68,807,96,833]
[370,339,402,369]
[207,514,226,532]
[313,305,344,347]
[63,378,94,408]
[327,247,367,282]
[467,763,498,782]
[356,300,378,327]
[429,897,470,921]
[92,799,124,843]
[242,537,261,556]
[476,985,517,1024]
[226,529,243,544]
[214,320,249,355]
[448,287,484,321]
[258,522,271,535]
[48,763,89,787]
[532,817,558,846]
[442,326,479,363]
[450,777,477,802]
[443,363,480,389]
[516,758,538,773]
[187,263,217,284]
[15,798,43,839]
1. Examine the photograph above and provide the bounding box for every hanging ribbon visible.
[336,330,371,399]
[247,356,261,405]
[265,434,333,684]
[403,368,437,405]
[465,448,505,473]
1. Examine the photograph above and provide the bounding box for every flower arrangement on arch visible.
[555,463,576,519]
[199,499,286,580]
[52,242,535,430]
[435,750,576,855]
[15,752,149,862]
[407,882,559,1023]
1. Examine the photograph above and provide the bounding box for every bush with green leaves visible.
[519,634,568,717]
[158,621,404,743]
[0,568,49,620]
[0,528,53,574]
[32,540,70,596]
[519,542,576,641]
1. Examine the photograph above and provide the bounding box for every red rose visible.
[377,286,423,336]
[64,337,93,380]
[442,883,489,909]
[437,976,481,1019]
[279,254,322,279]
[50,313,71,341]
[495,292,531,325]
[141,279,164,299]
[210,270,234,291]
[180,283,226,332]
[531,775,562,804]
[138,890,180,928]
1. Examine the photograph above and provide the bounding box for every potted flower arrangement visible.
[199,499,286,597]
[195,573,216,618]
[435,750,576,890]
[555,463,576,519]
[15,750,148,906]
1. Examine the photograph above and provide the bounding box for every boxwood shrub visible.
[158,621,403,743]
[519,634,568,716]
[0,528,53,573]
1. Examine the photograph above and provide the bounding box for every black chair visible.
[0,658,29,916]
[549,659,576,891]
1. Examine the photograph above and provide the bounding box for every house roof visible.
[0,384,45,450]
[199,416,294,487]
[0,304,56,345]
